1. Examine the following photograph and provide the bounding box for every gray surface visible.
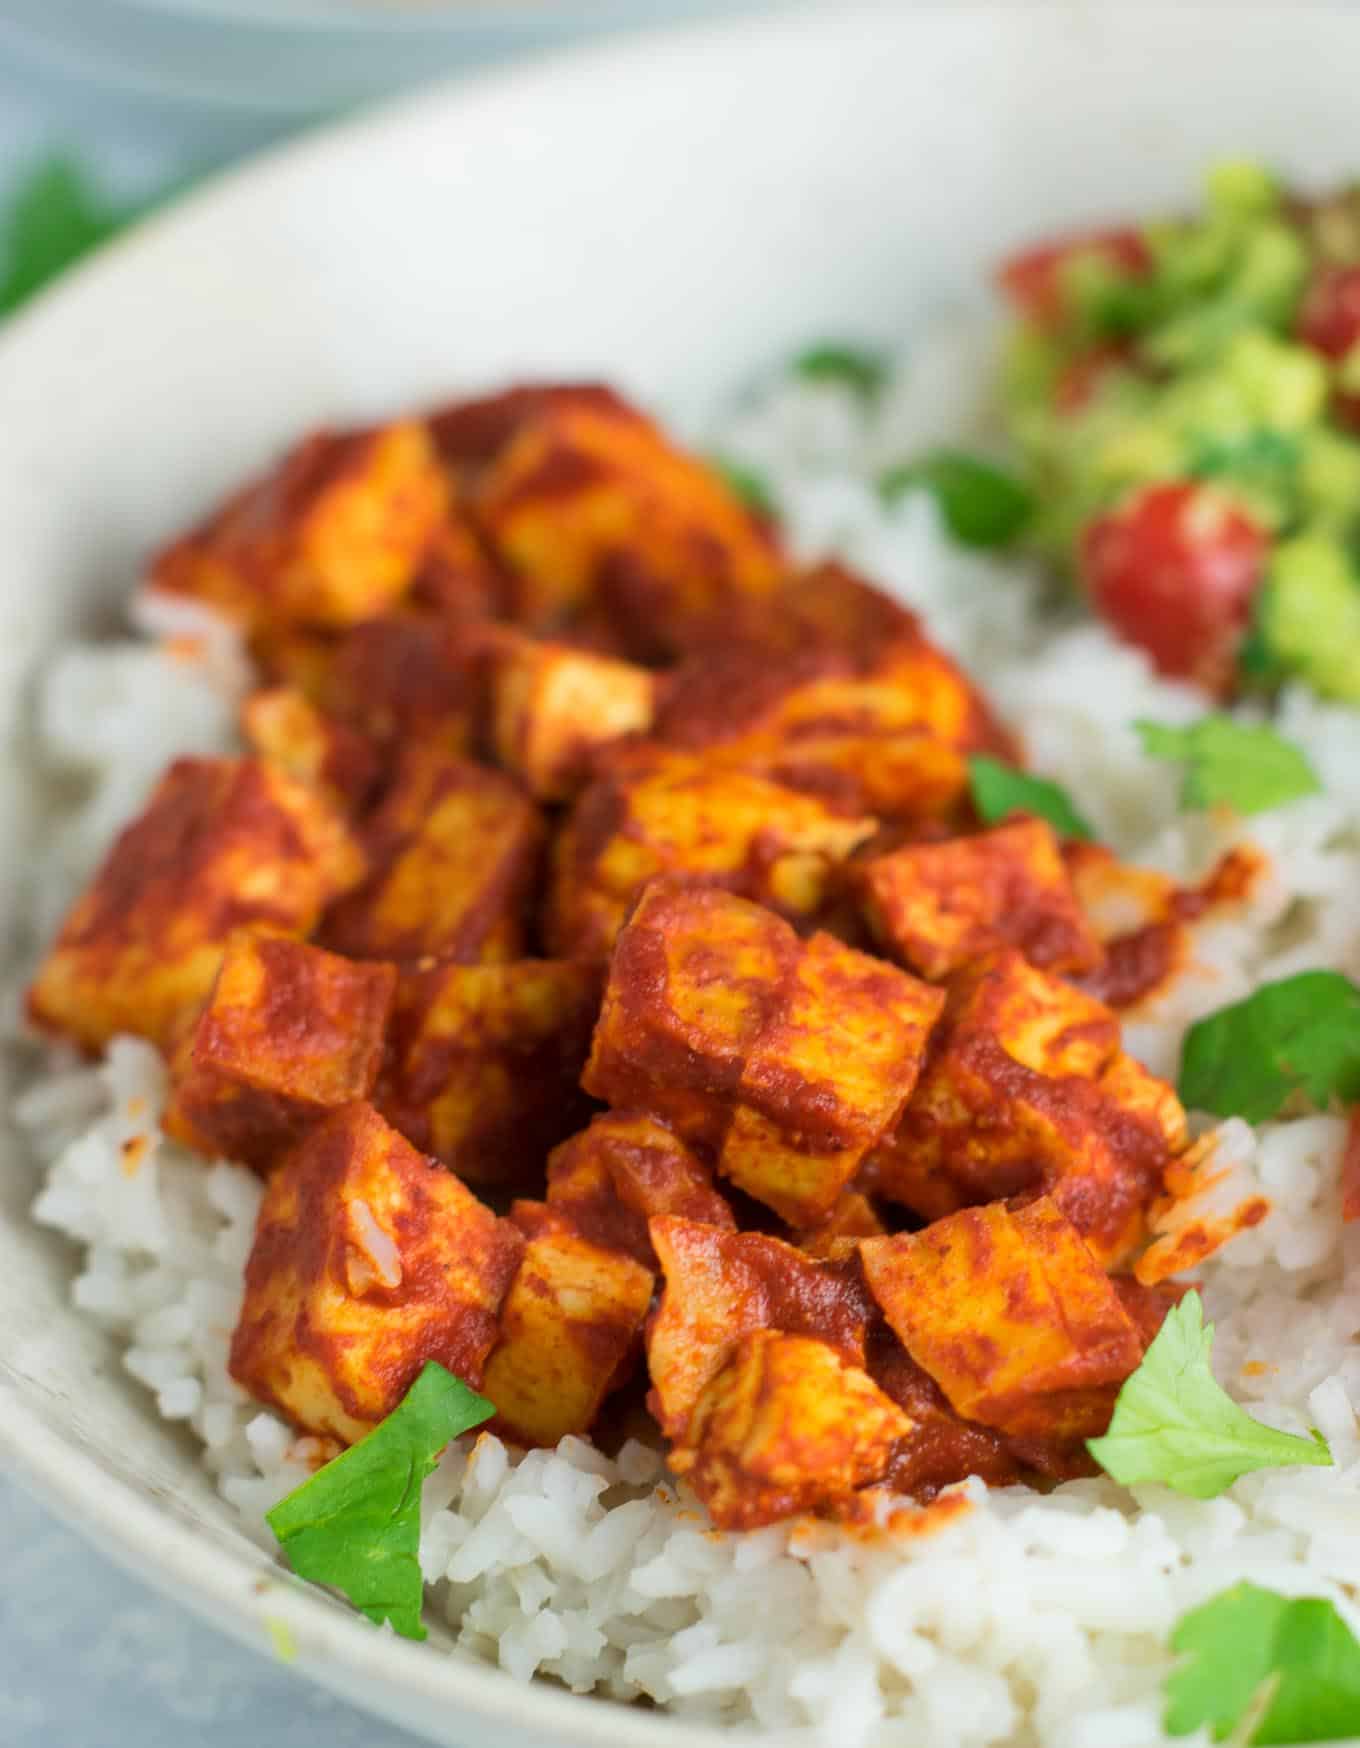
[2,1475,427,1748]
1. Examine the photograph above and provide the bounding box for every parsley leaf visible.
[0,158,130,317]
[266,1362,494,1640]
[1088,1293,1330,1499]
[968,753,1096,841]
[1135,716,1321,815]
[880,449,1034,547]
[793,341,889,399]
[710,453,777,519]
[1178,970,1360,1123]
[1166,1582,1360,1745]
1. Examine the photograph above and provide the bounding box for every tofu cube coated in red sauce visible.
[149,421,449,635]
[860,1197,1145,1442]
[585,883,943,1224]
[321,748,543,964]
[165,932,395,1171]
[229,1101,523,1446]
[669,1330,913,1531]
[851,816,1103,981]
[545,1112,735,1270]
[480,1200,655,1448]
[548,746,876,962]
[27,755,363,1053]
[376,958,601,1188]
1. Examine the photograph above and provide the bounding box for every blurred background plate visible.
[0,0,796,124]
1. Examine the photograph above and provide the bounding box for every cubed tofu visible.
[657,567,1015,762]
[719,931,944,1224]
[376,959,600,1187]
[584,885,941,1222]
[408,514,505,624]
[486,630,656,801]
[549,749,876,961]
[754,730,971,823]
[319,613,479,762]
[27,756,363,1052]
[584,884,794,1146]
[241,686,380,814]
[165,933,396,1170]
[747,563,1016,764]
[669,1331,912,1530]
[868,1329,1025,1498]
[795,1188,887,1261]
[646,1216,873,1438]
[229,1101,523,1444]
[322,750,543,963]
[546,1112,734,1269]
[480,1204,654,1447]
[851,817,1103,980]
[472,396,784,650]
[879,948,1122,1210]
[878,949,1181,1265]
[429,382,633,472]
[860,1198,1144,1441]
[149,422,448,634]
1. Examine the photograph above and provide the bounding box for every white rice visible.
[14,319,1360,1746]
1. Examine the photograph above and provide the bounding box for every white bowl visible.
[2,7,1359,1745]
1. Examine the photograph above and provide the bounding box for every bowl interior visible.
[4,7,1360,1745]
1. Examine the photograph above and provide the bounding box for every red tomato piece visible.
[1079,482,1267,691]
[1296,264,1360,430]
[998,228,1152,329]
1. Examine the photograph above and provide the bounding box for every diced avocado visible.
[1206,159,1282,222]
[1298,426,1360,526]
[1218,331,1326,429]
[1001,325,1066,414]
[1143,233,1310,371]
[1262,534,1360,701]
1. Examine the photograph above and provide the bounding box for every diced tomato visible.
[1296,264,1360,430]
[1079,482,1267,691]
[998,228,1152,330]
[1342,1106,1360,1223]
[1054,342,1136,414]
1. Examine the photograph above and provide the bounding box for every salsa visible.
[999,161,1360,700]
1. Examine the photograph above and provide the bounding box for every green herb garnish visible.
[266,1362,494,1640]
[793,341,888,399]
[0,158,130,317]
[1166,1582,1360,1744]
[880,449,1035,547]
[1178,970,1360,1123]
[1088,1293,1330,1498]
[968,753,1096,841]
[1135,716,1321,815]
[711,453,777,518]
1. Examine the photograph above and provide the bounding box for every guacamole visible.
[999,161,1360,700]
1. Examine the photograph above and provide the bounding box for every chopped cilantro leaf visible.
[1166,1582,1360,1744]
[710,453,777,519]
[1088,1293,1330,1499]
[793,342,888,398]
[266,1362,494,1640]
[0,158,129,316]
[880,450,1035,547]
[1178,970,1360,1123]
[968,753,1095,840]
[1134,715,1321,814]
